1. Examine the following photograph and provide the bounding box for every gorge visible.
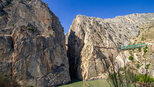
[0,0,154,87]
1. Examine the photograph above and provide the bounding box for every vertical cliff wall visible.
[66,13,154,80]
[0,0,70,87]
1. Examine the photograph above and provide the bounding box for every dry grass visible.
[144,27,154,40]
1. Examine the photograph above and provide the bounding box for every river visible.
[59,79,111,87]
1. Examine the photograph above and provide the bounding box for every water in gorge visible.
[58,79,111,87]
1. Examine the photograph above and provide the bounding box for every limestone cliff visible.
[0,0,70,87]
[66,13,154,80]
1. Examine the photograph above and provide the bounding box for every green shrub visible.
[109,73,117,80]
[119,67,125,71]
[43,2,48,7]
[136,74,140,81]
[7,4,13,8]
[137,31,140,37]
[135,74,154,83]
[141,37,145,41]
[12,24,15,26]
[128,56,134,61]
[146,64,150,69]
[143,46,148,53]
[150,78,154,82]
[138,47,141,52]
[28,27,33,30]
[136,64,140,69]
[119,34,122,38]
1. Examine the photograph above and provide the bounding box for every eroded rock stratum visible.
[66,13,154,80]
[0,0,70,87]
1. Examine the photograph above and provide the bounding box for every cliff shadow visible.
[67,30,84,81]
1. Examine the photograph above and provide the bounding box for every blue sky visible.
[42,0,154,33]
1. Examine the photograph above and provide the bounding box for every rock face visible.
[0,0,70,87]
[66,13,154,80]
[0,0,11,10]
